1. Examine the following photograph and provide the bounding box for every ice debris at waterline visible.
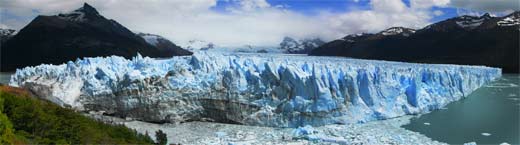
[87,114,446,145]
[10,52,501,127]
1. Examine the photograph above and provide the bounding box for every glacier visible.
[10,52,501,127]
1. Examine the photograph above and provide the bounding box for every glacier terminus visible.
[10,52,501,127]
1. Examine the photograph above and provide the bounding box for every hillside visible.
[0,3,191,72]
[310,12,520,73]
[0,85,154,144]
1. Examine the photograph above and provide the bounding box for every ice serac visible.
[10,52,501,127]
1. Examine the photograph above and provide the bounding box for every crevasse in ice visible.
[10,52,501,127]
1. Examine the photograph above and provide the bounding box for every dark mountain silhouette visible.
[137,33,192,56]
[0,3,191,71]
[310,12,520,73]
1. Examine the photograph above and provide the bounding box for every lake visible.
[402,74,520,144]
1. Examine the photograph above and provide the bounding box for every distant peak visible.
[76,2,99,15]
[83,2,93,8]
[57,3,101,22]
[507,11,520,17]
[380,27,415,36]
[481,13,492,18]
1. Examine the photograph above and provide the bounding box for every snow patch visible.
[279,37,324,53]
[456,16,488,28]
[58,11,86,22]
[0,28,15,36]
[380,27,416,36]
[498,15,520,26]
[140,34,160,46]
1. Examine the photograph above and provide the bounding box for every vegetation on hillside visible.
[155,130,168,145]
[0,86,155,144]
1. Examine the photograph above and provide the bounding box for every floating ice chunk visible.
[423,122,431,125]
[292,125,348,144]
[500,142,511,145]
[481,133,491,136]
[292,125,316,137]
[485,83,518,88]
[464,142,477,145]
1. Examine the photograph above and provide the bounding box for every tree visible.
[155,130,167,145]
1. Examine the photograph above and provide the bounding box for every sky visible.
[0,0,518,47]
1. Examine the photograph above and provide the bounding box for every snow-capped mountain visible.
[279,37,325,54]
[181,40,284,53]
[310,11,519,73]
[1,3,191,72]
[454,13,491,29]
[182,40,216,51]
[56,3,101,22]
[0,28,15,43]
[340,33,373,43]
[379,27,416,36]
[497,11,520,26]
[137,33,192,56]
[179,37,324,54]
[10,52,500,127]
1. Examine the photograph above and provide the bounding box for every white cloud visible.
[410,0,450,9]
[321,0,434,35]
[449,0,519,12]
[371,0,407,13]
[0,0,450,47]
[433,10,444,16]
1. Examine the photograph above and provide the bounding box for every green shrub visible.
[155,129,168,145]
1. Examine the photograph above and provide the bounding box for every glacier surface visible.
[10,52,501,127]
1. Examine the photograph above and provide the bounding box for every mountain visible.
[137,33,192,56]
[0,28,15,43]
[310,12,520,73]
[0,3,191,72]
[182,39,216,51]
[279,37,325,54]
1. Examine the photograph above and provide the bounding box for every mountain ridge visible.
[0,3,191,72]
[310,11,520,73]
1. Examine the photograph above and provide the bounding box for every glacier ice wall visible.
[10,52,501,127]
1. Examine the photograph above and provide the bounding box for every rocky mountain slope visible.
[0,3,191,72]
[137,33,192,56]
[310,12,520,73]
[279,37,325,54]
[0,28,15,43]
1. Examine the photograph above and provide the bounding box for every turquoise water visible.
[0,72,14,84]
[403,74,520,144]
